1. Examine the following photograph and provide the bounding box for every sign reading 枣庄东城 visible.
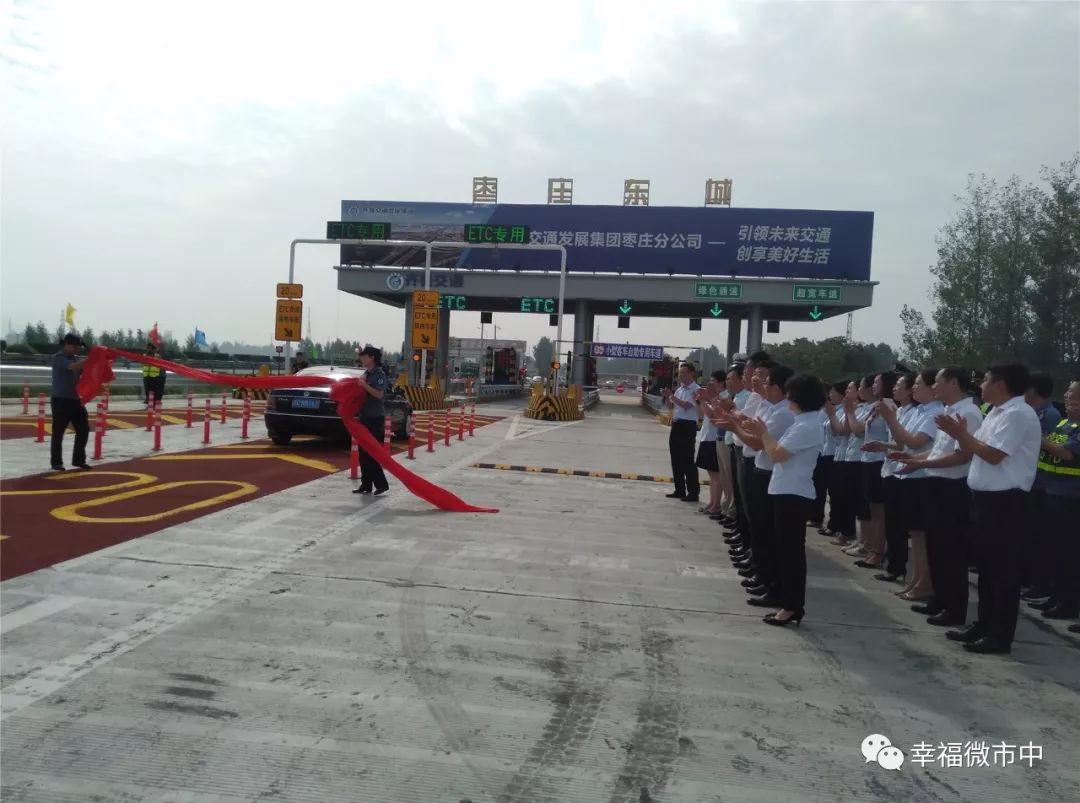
[339,201,874,280]
[463,224,530,244]
[792,284,843,303]
[693,281,742,300]
[590,342,664,361]
[326,221,391,240]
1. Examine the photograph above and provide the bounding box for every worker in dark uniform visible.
[292,351,310,374]
[50,333,90,472]
[1028,379,1080,622]
[1021,372,1061,601]
[141,343,165,406]
[352,345,390,496]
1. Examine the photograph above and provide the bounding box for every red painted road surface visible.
[0,414,502,580]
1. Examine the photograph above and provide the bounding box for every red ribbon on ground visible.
[77,348,497,514]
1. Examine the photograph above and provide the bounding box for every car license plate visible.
[291,398,321,410]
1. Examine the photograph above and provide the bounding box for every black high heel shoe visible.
[764,610,804,627]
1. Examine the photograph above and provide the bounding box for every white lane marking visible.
[504,414,520,441]
[1,597,82,635]
[0,440,507,721]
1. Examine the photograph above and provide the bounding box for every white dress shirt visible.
[844,403,871,462]
[899,400,943,480]
[671,382,701,422]
[882,403,918,478]
[925,397,984,480]
[862,407,889,464]
[725,389,750,446]
[740,392,766,457]
[755,400,796,471]
[967,395,1042,492]
[770,411,826,498]
[698,414,718,443]
[820,409,838,458]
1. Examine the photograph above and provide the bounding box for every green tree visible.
[80,327,95,346]
[532,336,554,372]
[184,333,198,351]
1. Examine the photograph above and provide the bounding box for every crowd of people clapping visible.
[663,351,1079,652]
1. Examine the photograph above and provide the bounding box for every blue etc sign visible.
[341,200,874,281]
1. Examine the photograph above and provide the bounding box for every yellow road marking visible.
[51,481,258,524]
[0,472,157,497]
[147,453,339,473]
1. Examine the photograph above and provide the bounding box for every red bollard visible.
[153,402,163,451]
[92,403,105,460]
[36,393,46,443]
[22,382,29,415]
[426,410,435,453]
[469,402,476,437]
[383,416,392,455]
[186,391,193,428]
[406,413,416,460]
[220,393,227,425]
[350,436,359,479]
[444,407,451,447]
[457,405,465,441]
[241,393,250,439]
[146,390,155,431]
[203,399,212,445]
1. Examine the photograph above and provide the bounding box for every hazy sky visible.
[3,0,1077,357]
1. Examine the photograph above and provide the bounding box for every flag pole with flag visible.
[148,322,162,348]
[65,303,76,329]
[194,327,208,348]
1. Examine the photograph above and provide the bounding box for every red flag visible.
[148,323,161,347]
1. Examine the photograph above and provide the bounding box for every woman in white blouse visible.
[740,374,826,627]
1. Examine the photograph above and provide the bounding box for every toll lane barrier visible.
[524,394,582,422]
[402,385,447,411]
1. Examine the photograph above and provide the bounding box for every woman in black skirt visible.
[695,371,726,513]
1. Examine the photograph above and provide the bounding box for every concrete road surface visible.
[1,397,1077,802]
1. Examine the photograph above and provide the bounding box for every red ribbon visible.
[77,348,497,514]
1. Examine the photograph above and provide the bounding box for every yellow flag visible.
[65,303,76,327]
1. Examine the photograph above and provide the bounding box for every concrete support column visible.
[747,305,764,355]
[571,299,592,389]
[726,316,741,362]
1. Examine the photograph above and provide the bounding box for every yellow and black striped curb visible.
[402,385,447,410]
[524,394,583,422]
[471,463,675,483]
[232,388,270,400]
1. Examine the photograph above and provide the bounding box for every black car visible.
[265,367,412,446]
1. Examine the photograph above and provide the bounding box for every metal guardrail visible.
[643,393,668,417]
[582,387,600,410]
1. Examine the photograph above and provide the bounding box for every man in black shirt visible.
[50,333,90,472]
[352,345,390,496]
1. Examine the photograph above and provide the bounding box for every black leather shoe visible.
[874,573,904,583]
[747,595,783,607]
[927,611,965,627]
[946,624,984,643]
[665,492,686,499]
[1042,606,1080,620]
[741,577,762,588]
[373,486,390,496]
[352,485,372,494]
[911,603,942,616]
[1020,587,1052,601]
[733,561,753,571]
[681,496,700,503]
[72,463,93,470]
[963,637,1010,655]
[744,584,769,596]
[723,535,745,546]
[737,568,757,578]
[1028,598,1057,611]
[729,548,749,558]
[1068,623,1080,634]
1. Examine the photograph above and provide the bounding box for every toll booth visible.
[483,346,520,385]
[647,358,676,395]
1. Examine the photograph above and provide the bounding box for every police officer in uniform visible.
[142,343,166,406]
[352,346,390,496]
[1029,379,1080,621]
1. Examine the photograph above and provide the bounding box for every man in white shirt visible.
[896,367,984,628]
[662,362,702,501]
[936,363,1041,654]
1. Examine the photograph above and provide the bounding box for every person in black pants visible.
[662,362,702,502]
[50,333,90,472]
[738,373,826,626]
[352,345,390,496]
